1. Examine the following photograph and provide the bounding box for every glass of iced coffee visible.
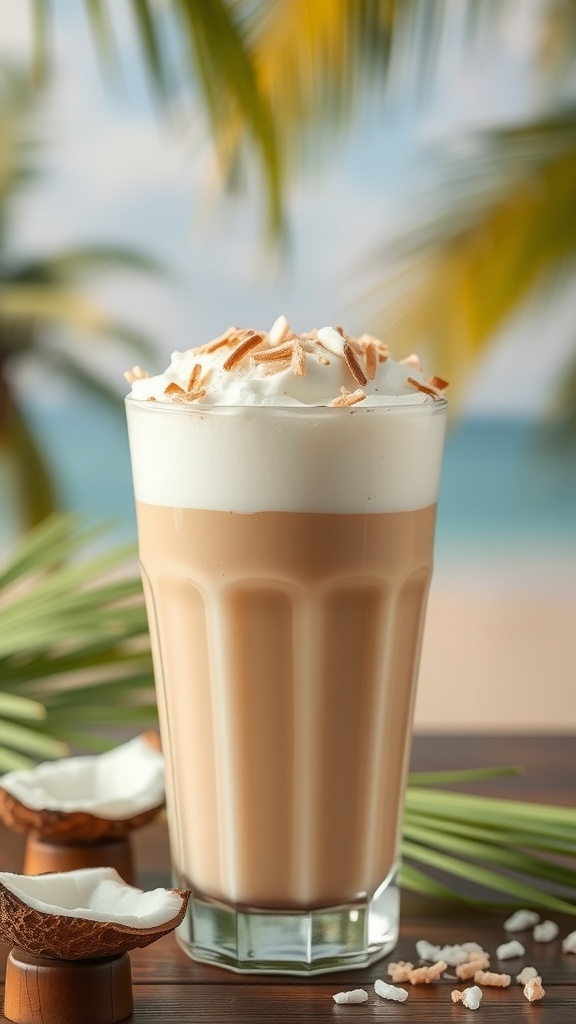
[125,318,447,974]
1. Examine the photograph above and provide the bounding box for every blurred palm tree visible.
[27,0,576,417]
[0,71,161,527]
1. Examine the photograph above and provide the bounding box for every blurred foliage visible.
[0,71,161,527]
[29,0,576,416]
[0,514,155,771]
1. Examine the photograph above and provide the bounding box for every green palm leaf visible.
[0,515,155,766]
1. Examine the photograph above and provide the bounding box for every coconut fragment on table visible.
[332,989,368,1004]
[496,939,525,960]
[533,920,559,942]
[451,985,482,1009]
[503,909,540,932]
[516,966,539,984]
[374,979,408,1002]
[562,929,576,953]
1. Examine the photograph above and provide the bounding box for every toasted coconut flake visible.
[124,365,149,384]
[364,342,378,380]
[198,328,238,354]
[343,342,368,386]
[223,332,265,370]
[146,396,156,402]
[177,388,207,403]
[0,735,165,842]
[291,340,306,377]
[407,376,443,401]
[0,867,190,960]
[474,969,511,988]
[328,388,366,408]
[409,960,447,984]
[315,352,330,366]
[402,353,423,371]
[186,363,202,392]
[252,342,294,363]
[164,382,185,396]
[429,374,449,391]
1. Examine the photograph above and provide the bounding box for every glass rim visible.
[124,395,448,416]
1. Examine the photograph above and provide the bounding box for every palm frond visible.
[361,115,576,396]
[0,394,58,527]
[6,246,164,286]
[0,515,155,767]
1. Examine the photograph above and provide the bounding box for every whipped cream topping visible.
[125,318,447,514]
[127,316,446,408]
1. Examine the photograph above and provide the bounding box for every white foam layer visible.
[125,401,446,513]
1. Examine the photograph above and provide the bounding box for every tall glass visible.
[125,397,446,975]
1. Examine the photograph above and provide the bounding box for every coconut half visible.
[0,733,165,842]
[0,867,190,959]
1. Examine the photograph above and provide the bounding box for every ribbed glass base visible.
[174,867,399,976]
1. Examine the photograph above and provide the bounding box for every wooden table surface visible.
[1,735,575,1022]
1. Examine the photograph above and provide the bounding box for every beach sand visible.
[415,587,576,731]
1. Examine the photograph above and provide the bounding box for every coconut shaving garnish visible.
[126,317,447,409]
[332,989,368,1004]
[252,341,294,363]
[343,342,368,386]
[291,340,306,377]
[429,375,449,391]
[407,376,443,401]
[329,388,366,408]
[401,353,423,371]
[223,331,265,370]
[451,985,482,1010]
[517,966,539,984]
[124,365,149,384]
[474,969,511,988]
[374,979,408,1002]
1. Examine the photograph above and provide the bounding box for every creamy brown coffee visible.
[136,503,436,909]
[125,319,447,972]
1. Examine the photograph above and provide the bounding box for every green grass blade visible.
[399,862,478,903]
[402,839,576,915]
[404,809,576,856]
[406,787,576,836]
[408,766,523,786]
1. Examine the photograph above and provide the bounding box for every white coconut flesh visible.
[0,735,164,818]
[0,867,183,928]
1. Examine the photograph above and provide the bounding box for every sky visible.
[1,0,575,417]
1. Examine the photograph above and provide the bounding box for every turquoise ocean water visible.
[5,400,576,595]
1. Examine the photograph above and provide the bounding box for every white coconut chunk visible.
[374,979,408,1002]
[267,314,290,346]
[533,920,559,943]
[496,939,525,960]
[562,929,576,953]
[0,867,182,928]
[317,326,345,357]
[516,966,539,984]
[503,909,540,932]
[416,938,442,961]
[0,735,164,818]
[438,944,469,966]
[332,989,368,1004]
[462,985,482,1009]
[460,942,485,954]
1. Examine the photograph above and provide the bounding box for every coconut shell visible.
[0,786,164,842]
[0,879,190,960]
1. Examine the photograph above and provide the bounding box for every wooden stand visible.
[23,835,134,883]
[4,948,133,1024]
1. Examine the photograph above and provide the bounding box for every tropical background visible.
[0,0,575,770]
